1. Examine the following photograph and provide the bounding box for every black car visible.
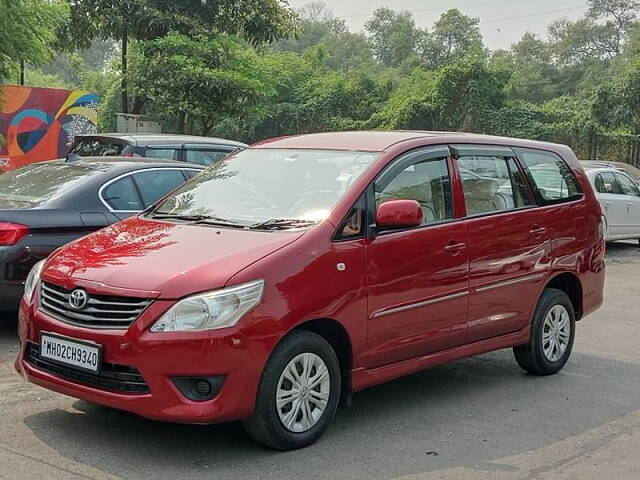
[0,158,204,311]
[68,133,246,166]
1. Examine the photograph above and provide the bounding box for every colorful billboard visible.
[0,85,98,172]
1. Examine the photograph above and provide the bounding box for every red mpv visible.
[16,132,605,450]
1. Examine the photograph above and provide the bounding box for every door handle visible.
[529,225,547,237]
[444,241,467,254]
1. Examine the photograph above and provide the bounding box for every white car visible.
[584,166,640,243]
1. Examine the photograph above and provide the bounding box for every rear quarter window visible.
[71,139,128,156]
[515,148,582,204]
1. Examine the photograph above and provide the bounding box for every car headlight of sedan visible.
[23,259,45,302]
[150,279,265,332]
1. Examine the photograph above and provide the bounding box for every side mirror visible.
[66,153,81,162]
[376,199,423,231]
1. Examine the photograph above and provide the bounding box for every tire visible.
[513,288,576,375]
[242,330,341,450]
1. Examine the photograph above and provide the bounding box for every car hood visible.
[42,217,304,299]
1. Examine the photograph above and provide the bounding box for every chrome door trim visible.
[372,290,469,319]
[475,273,545,293]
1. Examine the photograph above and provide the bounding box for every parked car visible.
[16,132,605,450]
[583,164,640,243]
[582,160,640,183]
[68,133,246,166]
[0,158,204,311]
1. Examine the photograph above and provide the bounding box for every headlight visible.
[150,279,265,332]
[23,259,45,302]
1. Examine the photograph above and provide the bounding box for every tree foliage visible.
[0,0,69,82]
[365,8,419,68]
[16,0,640,163]
[66,0,297,47]
[132,34,271,136]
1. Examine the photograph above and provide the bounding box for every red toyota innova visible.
[16,131,605,450]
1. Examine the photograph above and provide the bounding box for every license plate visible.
[40,332,102,374]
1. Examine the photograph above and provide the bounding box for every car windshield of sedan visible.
[0,163,102,205]
[150,148,378,229]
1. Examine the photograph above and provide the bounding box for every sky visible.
[287,0,591,51]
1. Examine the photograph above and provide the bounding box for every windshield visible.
[151,148,377,228]
[0,163,102,205]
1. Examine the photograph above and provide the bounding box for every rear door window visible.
[614,172,640,197]
[594,172,622,194]
[132,169,188,207]
[185,149,233,166]
[515,149,582,203]
[102,176,144,211]
[457,155,533,216]
[144,148,180,161]
[71,139,128,156]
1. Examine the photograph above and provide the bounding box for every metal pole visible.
[19,60,24,85]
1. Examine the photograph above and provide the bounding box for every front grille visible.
[40,281,151,329]
[25,342,150,394]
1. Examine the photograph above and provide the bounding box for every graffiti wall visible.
[0,85,98,172]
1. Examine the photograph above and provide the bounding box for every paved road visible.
[1,242,639,480]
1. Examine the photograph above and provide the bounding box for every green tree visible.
[549,0,640,64]
[274,1,347,53]
[372,59,508,132]
[131,33,271,136]
[365,7,419,67]
[492,33,559,103]
[40,39,117,88]
[592,55,640,132]
[66,0,297,113]
[319,31,376,72]
[418,9,485,69]
[0,0,69,82]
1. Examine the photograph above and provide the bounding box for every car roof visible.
[250,130,567,152]
[47,157,205,174]
[75,133,247,148]
[581,160,615,168]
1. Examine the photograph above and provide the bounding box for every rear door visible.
[614,171,640,236]
[594,171,627,237]
[453,145,548,343]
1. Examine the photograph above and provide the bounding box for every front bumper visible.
[15,294,275,424]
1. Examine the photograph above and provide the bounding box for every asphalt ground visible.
[1,241,639,480]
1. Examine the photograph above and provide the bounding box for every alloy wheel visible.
[276,352,331,433]
[542,304,571,362]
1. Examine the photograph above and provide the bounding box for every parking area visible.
[1,242,639,480]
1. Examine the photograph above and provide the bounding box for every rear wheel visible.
[513,288,575,375]
[242,330,341,450]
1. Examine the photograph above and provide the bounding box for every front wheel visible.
[242,330,341,450]
[513,288,575,375]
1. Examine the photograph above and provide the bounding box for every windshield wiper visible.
[249,218,318,231]
[149,213,210,221]
[150,213,243,228]
[193,218,246,228]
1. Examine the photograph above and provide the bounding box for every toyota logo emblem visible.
[69,289,88,310]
